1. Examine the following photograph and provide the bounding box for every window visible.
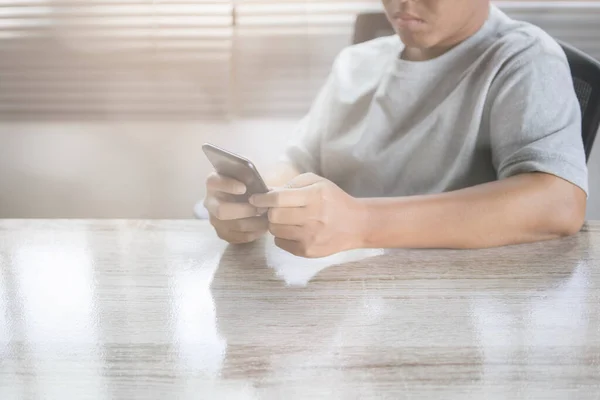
[233,1,380,116]
[0,0,233,118]
[0,1,598,119]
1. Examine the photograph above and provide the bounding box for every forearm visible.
[357,173,586,249]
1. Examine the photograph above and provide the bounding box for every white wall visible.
[0,120,293,219]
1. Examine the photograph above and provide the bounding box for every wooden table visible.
[0,220,599,399]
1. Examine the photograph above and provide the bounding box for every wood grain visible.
[1,220,599,399]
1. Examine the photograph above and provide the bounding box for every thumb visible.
[284,173,324,189]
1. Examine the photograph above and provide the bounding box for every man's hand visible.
[249,173,366,258]
[204,172,268,244]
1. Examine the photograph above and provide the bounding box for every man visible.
[204,0,588,258]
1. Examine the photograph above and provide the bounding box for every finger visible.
[268,207,309,225]
[285,172,324,189]
[205,196,260,221]
[230,216,269,233]
[206,172,246,195]
[250,188,311,208]
[275,238,325,258]
[220,229,264,245]
[268,223,303,241]
[215,192,266,215]
[274,237,304,257]
[211,215,268,233]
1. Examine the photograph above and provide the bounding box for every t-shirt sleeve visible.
[281,63,337,175]
[489,44,588,195]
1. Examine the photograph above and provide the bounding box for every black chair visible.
[352,12,600,161]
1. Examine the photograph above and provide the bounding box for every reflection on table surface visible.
[0,220,599,399]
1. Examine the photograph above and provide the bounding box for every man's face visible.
[382,0,487,49]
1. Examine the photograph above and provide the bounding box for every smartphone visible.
[202,143,269,202]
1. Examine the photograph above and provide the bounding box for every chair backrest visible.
[352,12,600,161]
[352,13,394,47]
[561,43,600,160]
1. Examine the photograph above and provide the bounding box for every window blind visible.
[498,2,600,59]
[0,0,233,118]
[233,0,380,117]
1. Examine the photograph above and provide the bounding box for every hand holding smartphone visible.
[202,143,270,244]
[202,143,269,203]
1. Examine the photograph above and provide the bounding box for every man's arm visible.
[251,171,585,257]
[358,172,586,249]
[251,171,586,257]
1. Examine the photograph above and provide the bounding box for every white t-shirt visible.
[284,6,588,198]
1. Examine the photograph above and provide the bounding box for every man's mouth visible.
[392,12,426,29]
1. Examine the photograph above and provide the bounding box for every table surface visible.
[0,220,599,399]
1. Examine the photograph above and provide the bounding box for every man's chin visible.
[397,32,433,50]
